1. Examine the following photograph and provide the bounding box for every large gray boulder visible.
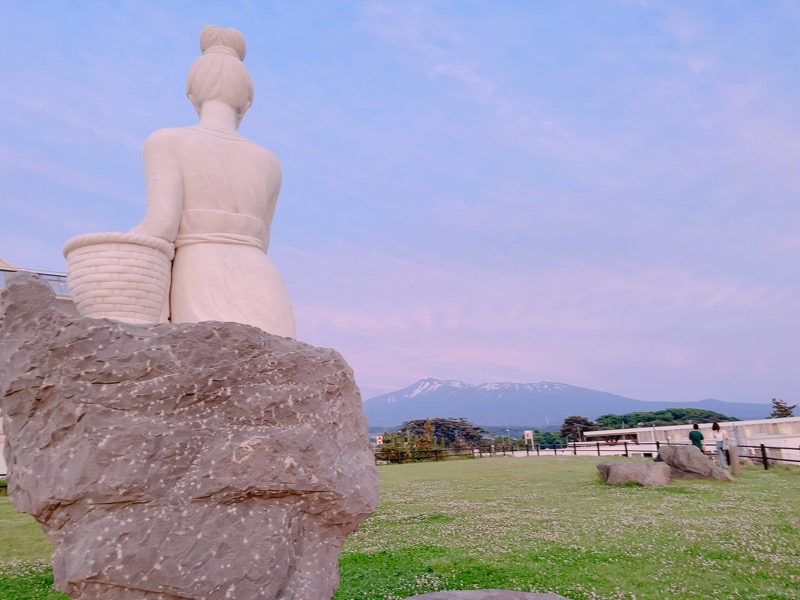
[597,460,672,487]
[657,444,734,482]
[406,592,568,600]
[0,272,379,600]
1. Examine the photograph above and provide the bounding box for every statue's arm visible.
[259,153,282,252]
[130,130,183,242]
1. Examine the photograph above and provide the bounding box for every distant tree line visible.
[595,408,738,430]
[381,401,795,451]
[385,417,489,449]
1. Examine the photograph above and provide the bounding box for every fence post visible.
[572,443,577,455]
[760,444,769,470]
[623,442,628,458]
[553,446,557,456]
[728,442,740,475]
[655,440,660,452]
[596,442,601,456]
[536,444,540,456]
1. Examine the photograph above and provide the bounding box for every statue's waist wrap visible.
[175,208,268,251]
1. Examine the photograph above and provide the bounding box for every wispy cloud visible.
[0,144,130,200]
[360,1,617,169]
[278,240,796,400]
[361,2,494,100]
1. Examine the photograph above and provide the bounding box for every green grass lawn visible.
[0,488,65,600]
[334,457,799,600]
[2,457,799,599]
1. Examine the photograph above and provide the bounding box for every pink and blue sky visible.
[1,2,798,403]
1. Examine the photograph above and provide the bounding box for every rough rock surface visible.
[405,592,568,599]
[596,460,671,487]
[657,445,734,482]
[0,272,379,600]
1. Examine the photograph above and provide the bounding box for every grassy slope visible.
[1,458,798,599]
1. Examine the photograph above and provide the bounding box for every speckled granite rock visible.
[405,591,569,599]
[657,444,734,482]
[0,272,378,600]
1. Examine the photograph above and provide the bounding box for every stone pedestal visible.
[0,272,378,600]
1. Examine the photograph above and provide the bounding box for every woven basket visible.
[63,232,175,324]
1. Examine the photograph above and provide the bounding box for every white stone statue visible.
[64,26,295,338]
[129,25,295,337]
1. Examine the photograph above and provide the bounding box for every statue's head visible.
[186,26,254,123]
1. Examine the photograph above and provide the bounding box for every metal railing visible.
[0,267,69,297]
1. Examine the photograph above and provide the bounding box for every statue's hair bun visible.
[199,25,246,61]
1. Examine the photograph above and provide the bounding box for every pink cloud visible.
[276,241,797,401]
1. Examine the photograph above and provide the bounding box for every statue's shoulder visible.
[241,140,281,172]
[144,127,191,147]
[142,128,194,158]
[252,143,280,164]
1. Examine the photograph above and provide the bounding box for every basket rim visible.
[63,232,175,260]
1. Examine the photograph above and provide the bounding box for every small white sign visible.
[376,435,384,445]
[524,430,533,440]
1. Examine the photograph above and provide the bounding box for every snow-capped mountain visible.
[362,378,772,427]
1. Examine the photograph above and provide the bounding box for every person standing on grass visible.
[689,423,704,452]
[711,422,729,469]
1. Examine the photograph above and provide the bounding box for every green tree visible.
[422,417,434,449]
[533,430,560,447]
[596,408,738,429]
[769,398,797,419]
[559,415,597,442]
[397,417,488,447]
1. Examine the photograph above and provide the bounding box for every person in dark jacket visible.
[689,423,704,452]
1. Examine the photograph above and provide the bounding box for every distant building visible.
[583,417,800,463]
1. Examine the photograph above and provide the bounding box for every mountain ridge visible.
[363,378,772,427]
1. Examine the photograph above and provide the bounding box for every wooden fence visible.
[374,441,800,470]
